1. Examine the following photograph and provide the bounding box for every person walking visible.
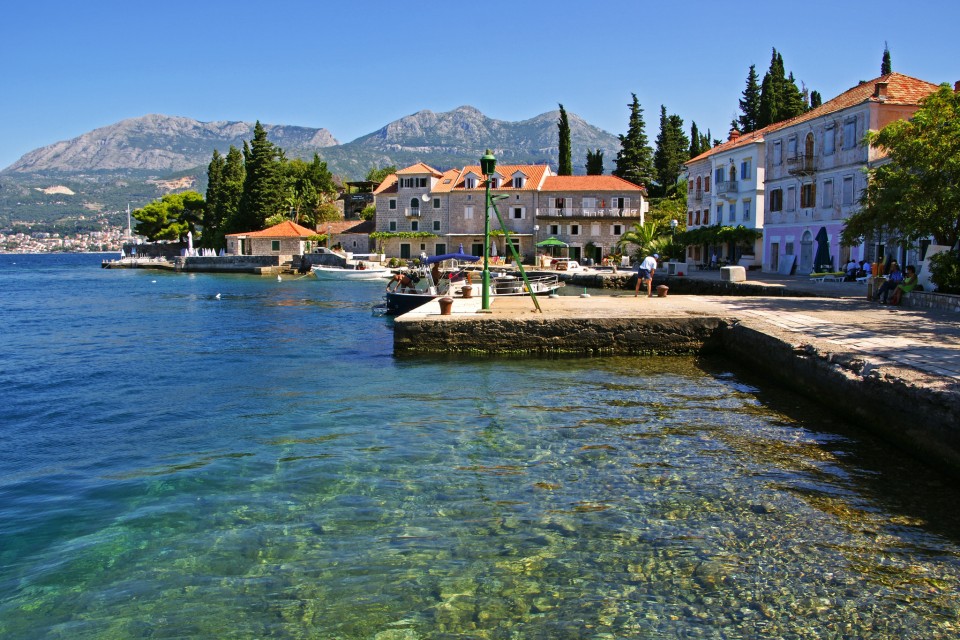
[635,253,659,298]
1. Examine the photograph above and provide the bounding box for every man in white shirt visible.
[846,258,859,278]
[635,253,658,298]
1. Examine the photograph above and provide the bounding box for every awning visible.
[536,237,568,248]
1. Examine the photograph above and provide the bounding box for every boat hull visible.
[312,265,392,281]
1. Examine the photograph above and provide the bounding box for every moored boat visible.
[311,263,392,280]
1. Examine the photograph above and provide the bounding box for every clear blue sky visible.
[2,0,958,172]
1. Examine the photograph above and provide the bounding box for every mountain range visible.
[0,107,622,230]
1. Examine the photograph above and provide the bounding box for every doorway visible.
[799,231,813,273]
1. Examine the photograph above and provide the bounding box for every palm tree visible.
[617,221,666,262]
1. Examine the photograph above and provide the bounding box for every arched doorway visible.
[799,230,814,273]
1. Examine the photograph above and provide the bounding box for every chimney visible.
[874,82,889,101]
[728,129,741,142]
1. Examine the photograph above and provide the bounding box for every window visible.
[389,199,397,210]
[410,198,420,210]
[695,210,701,225]
[785,186,796,211]
[511,207,524,220]
[411,220,419,231]
[822,179,834,208]
[740,158,752,180]
[590,223,600,236]
[435,243,446,255]
[704,175,711,192]
[549,225,559,235]
[785,241,795,255]
[842,176,855,205]
[716,203,724,220]
[570,224,580,236]
[688,179,693,192]
[433,220,441,231]
[400,243,410,259]
[703,208,709,224]
[824,125,835,155]
[613,224,623,235]
[433,198,441,209]
[389,220,397,231]
[728,201,737,222]
[688,210,693,225]
[271,240,280,252]
[800,183,816,208]
[843,118,857,149]
[465,177,477,189]
[787,136,797,158]
[417,177,427,189]
[773,141,782,166]
[715,167,724,184]
[770,188,783,212]
[743,200,751,220]
[464,206,474,219]
[490,178,500,188]
[513,176,525,188]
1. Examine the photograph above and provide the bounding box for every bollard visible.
[657,285,669,298]
[438,297,454,315]
[461,285,473,299]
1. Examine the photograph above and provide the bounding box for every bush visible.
[928,250,960,294]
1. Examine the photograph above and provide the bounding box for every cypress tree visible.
[653,107,690,197]
[614,93,654,187]
[585,149,604,175]
[202,149,225,248]
[557,104,572,176]
[237,122,285,232]
[758,48,807,127]
[881,43,892,75]
[810,90,823,109]
[220,146,245,236]
[738,64,762,133]
[689,122,702,157]
[783,72,807,117]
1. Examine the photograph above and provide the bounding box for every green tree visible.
[841,84,960,250]
[881,42,892,75]
[219,146,246,238]
[653,107,690,198]
[757,49,807,127]
[810,90,823,109]
[365,165,397,183]
[237,122,286,232]
[557,104,572,175]
[738,64,762,133]
[133,191,205,242]
[285,153,339,227]
[617,220,665,262]
[585,148,604,175]
[202,149,224,248]
[614,93,655,188]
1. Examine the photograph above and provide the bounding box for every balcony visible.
[537,207,641,218]
[714,180,739,196]
[404,208,421,217]
[787,153,818,176]
[692,189,703,202]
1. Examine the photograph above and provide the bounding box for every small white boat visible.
[312,263,392,281]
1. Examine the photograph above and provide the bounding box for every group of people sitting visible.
[844,259,873,281]
[872,261,919,305]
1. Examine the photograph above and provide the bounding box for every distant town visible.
[0,223,129,253]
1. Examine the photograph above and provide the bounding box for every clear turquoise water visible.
[1,253,959,639]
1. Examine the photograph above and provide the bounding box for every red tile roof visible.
[226,220,318,238]
[451,164,550,190]
[685,72,939,166]
[373,174,398,195]
[396,162,443,176]
[542,174,646,192]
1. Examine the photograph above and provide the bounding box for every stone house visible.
[373,162,647,263]
[225,220,318,257]
[762,72,938,274]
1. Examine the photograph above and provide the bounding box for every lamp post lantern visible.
[480,149,496,311]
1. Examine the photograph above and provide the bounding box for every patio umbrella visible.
[813,226,832,271]
[536,237,568,248]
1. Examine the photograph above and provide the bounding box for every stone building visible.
[225,220,318,257]
[372,162,647,263]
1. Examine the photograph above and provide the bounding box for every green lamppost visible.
[480,149,496,311]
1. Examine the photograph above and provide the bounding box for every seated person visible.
[845,259,859,278]
[890,265,918,305]
[874,262,903,303]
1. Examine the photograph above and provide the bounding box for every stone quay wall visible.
[175,255,280,273]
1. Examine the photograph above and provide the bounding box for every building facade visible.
[762,73,938,274]
[373,163,647,263]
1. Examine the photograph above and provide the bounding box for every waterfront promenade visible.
[397,269,960,473]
